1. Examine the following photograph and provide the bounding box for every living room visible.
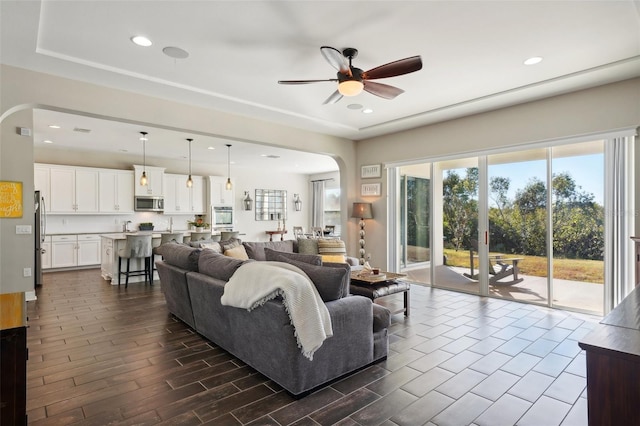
[1,1,640,425]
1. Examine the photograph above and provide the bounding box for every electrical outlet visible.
[23,267,32,277]
[16,225,32,234]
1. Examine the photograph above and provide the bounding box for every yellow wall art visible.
[0,181,23,218]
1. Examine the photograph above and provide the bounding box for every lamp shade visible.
[352,202,373,219]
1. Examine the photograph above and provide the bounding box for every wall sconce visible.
[293,194,302,211]
[243,191,253,211]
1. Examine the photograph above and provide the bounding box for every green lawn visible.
[443,249,604,284]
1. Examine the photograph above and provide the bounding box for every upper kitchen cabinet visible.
[209,176,234,207]
[133,165,165,197]
[165,174,205,214]
[99,170,134,213]
[48,165,99,213]
[34,164,51,209]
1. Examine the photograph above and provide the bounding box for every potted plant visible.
[139,222,154,231]
[187,215,209,232]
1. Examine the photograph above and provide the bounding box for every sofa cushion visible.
[189,238,216,248]
[224,245,249,260]
[268,253,348,302]
[317,239,347,263]
[297,238,318,255]
[158,243,201,271]
[243,240,295,261]
[264,247,322,266]
[198,249,250,281]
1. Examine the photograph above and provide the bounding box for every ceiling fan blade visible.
[362,56,422,80]
[323,90,343,105]
[278,79,338,85]
[320,46,350,75]
[363,81,404,100]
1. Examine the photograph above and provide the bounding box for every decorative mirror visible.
[255,189,287,221]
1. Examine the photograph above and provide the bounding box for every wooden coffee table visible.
[350,271,410,316]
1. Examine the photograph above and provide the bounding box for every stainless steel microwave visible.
[135,196,164,212]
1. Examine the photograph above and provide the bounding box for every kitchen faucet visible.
[123,220,132,232]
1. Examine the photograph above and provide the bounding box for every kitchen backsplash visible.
[45,213,196,234]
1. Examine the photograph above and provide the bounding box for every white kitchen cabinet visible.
[101,237,114,280]
[41,236,51,270]
[99,170,134,213]
[133,165,165,197]
[191,176,205,213]
[49,166,99,213]
[34,164,51,209]
[50,234,101,268]
[51,235,78,268]
[165,174,205,214]
[77,235,101,266]
[209,176,234,207]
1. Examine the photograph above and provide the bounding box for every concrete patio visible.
[402,264,604,316]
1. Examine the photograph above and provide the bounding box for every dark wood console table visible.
[265,230,287,241]
[579,286,640,425]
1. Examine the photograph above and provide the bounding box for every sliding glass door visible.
[394,139,607,315]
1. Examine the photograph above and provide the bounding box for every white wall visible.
[354,78,640,269]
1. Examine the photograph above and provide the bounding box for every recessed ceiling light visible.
[362,108,374,114]
[43,140,53,144]
[163,46,189,59]
[347,103,363,110]
[131,35,152,47]
[118,149,128,153]
[524,56,543,65]
[260,154,280,159]
[207,146,215,150]
[48,125,60,129]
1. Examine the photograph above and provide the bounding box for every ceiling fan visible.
[278,46,422,105]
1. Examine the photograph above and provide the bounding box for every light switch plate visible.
[23,267,32,277]
[16,225,32,234]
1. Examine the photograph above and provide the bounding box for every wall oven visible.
[213,206,233,226]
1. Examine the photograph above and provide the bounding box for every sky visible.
[488,153,604,205]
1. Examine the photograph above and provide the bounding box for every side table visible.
[350,271,410,316]
[265,230,287,241]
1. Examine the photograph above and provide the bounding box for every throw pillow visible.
[158,244,201,271]
[264,247,322,266]
[199,249,250,281]
[219,237,242,252]
[224,245,249,260]
[317,239,347,263]
[270,253,348,302]
[243,240,295,261]
[297,238,318,255]
[199,242,222,253]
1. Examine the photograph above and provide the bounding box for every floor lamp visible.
[352,202,373,265]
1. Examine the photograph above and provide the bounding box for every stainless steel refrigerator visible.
[34,191,46,287]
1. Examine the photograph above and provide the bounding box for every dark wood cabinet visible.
[579,286,640,425]
[0,326,27,426]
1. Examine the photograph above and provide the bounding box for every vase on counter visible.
[196,227,203,232]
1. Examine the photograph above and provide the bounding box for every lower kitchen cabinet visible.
[41,237,51,270]
[50,234,101,269]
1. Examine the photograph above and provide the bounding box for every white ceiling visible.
[2,1,640,172]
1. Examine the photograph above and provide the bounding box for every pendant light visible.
[186,138,193,188]
[139,131,148,186]
[225,144,233,190]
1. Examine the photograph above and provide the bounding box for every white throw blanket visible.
[220,261,333,360]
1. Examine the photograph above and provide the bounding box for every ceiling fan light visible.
[338,80,364,96]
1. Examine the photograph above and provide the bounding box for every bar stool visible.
[151,232,184,277]
[118,234,153,288]
[220,231,239,241]
[190,231,212,242]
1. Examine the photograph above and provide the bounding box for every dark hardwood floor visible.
[26,269,596,425]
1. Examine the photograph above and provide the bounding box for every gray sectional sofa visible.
[155,239,391,396]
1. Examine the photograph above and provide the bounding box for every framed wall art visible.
[360,164,381,179]
[361,183,381,197]
[0,181,23,218]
